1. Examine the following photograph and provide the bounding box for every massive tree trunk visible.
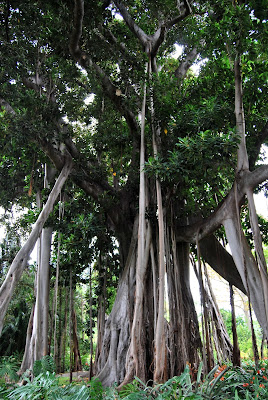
[96,218,138,386]
[96,213,204,386]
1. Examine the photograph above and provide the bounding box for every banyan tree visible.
[0,0,267,386]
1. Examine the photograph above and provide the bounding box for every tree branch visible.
[113,0,150,51]
[113,0,191,58]
[175,46,198,80]
[176,165,268,243]
[101,28,139,67]
[0,98,15,114]
[164,1,192,30]
[243,164,268,191]
[69,0,84,61]
[249,121,268,170]
[69,1,139,137]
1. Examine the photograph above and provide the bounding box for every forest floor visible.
[57,370,90,382]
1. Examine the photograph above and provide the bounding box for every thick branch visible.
[177,165,268,243]
[37,138,66,171]
[114,0,191,57]
[41,135,127,231]
[38,133,119,208]
[64,138,117,197]
[242,164,268,192]
[113,0,150,51]
[164,1,192,30]
[175,46,198,80]
[69,1,139,137]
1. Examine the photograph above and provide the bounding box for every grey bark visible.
[224,216,268,339]
[20,227,53,373]
[175,46,198,80]
[96,218,138,386]
[0,158,72,336]
[34,227,53,361]
[167,240,201,377]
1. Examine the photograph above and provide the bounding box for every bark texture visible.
[224,216,268,339]
[0,158,73,336]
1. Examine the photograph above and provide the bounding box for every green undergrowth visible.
[0,356,267,399]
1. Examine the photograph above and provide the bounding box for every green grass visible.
[58,376,71,385]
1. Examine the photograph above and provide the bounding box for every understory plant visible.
[115,362,268,400]
[33,355,56,377]
[0,356,20,383]
[0,359,267,399]
[6,372,105,400]
[118,360,268,400]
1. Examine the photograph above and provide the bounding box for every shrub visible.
[33,355,56,377]
[7,373,104,400]
[3,358,268,399]
[0,356,20,383]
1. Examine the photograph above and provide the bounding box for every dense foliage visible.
[0,356,268,399]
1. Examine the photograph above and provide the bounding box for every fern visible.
[88,377,105,400]
[58,385,91,400]
[0,356,20,383]
[8,371,58,399]
[7,373,106,400]
[104,385,119,400]
[0,385,9,400]
[119,377,146,398]
[33,355,56,377]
